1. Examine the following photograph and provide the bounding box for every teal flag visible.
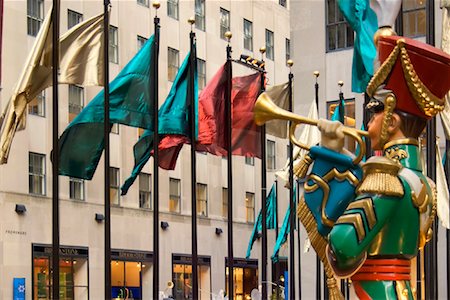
[246,184,277,259]
[355,123,367,162]
[121,45,198,195]
[58,36,155,179]
[338,0,378,93]
[272,185,296,262]
[331,98,345,123]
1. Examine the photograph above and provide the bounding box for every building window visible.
[279,0,287,7]
[111,256,151,299]
[246,192,255,223]
[402,0,426,38]
[68,85,84,122]
[139,173,152,209]
[265,29,274,60]
[267,140,276,170]
[197,58,206,90]
[195,0,205,31]
[28,90,45,117]
[326,0,354,51]
[169,178,181,213]
[222,188,228,219]
[29,152,45,195]
[137,35,147,51]
[272,259,288,296]
[287,144,291,159]
[109,25,119,64]
[243,19,253,51]
[197,183,208,217]
[245,156,255,166]
[220,8,230,40]
[168,47,179,82]
[327,98,356,152]
[110,167,120,206]
[67,9,83,29]
[167,0,179,20]
[172,255,211,299]
[27,0,44,36]
[69,177,85,201]
[285,38,291,63]
[137,0,149,7]
[225,259,259,299]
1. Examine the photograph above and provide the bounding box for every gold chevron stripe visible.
[347,198,377,230]
[336,213,366,243]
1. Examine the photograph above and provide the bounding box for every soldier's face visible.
[367,112,384,150]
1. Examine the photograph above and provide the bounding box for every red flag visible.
[158,65,262,169]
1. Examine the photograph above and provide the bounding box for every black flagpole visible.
[425,0,437,299]
[152,2,160,299]
[51,1,60,298]
[224,31,234,299]
[259,46,268,300]
[296,179,302,300]
[275,179,280,299]
[287,60,296,300]
[338,81,346,300]
[314,70,321,300]
[446,139,450,298]
[103,0,111,298]
[188,18,199,300]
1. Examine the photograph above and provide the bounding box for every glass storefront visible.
[225,258,258,300]
[32,244,89,300]
[172,254,211,300]
[111,249,152,300]
[272,258,288,299]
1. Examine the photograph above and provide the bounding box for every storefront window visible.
[111,250,153,299]
[32,245,88,300]
[225,258,258,300]
[172,255,211,300]
[272,259,288,298]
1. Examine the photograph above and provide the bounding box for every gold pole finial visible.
[338,80,344,93]
[224,31,232,43]
[313,71,320,78]
[259,46,266,54]
[287,59,294,68]
[188,17,195,30]
[152,1,160,9]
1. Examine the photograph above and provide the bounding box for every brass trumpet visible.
[253,93,370,164]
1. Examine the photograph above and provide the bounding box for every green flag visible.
[246,183,277,259]
[58,35,155,179]
[121,45,198,194]
[272,185,296,262]
[331,97,345,123]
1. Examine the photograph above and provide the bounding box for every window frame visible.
[197,183,208,217]
[169,178,181,214]
[27,0,44,36]
[326,0,354,52]
[29,152,46,196]
[220,8,230,40]
[137,35,147,52]
[139,173,152,210]
[279,0,287,8]
[285,38,291,63]
[245,156,255,166]
[195,0,205,31]
[243,19,253,51]
[167,0,179,20]
[402,0,426,38]
[168,47,180,82]
[109,25,119,64]
[68,85,84,122]
[137,0,149,8]
[67,9,83,29]
[28,90,46,117]
[265,29,274,60]
[245,192,255,223]
[69,177,85,201]
[222,188,228,219]
[197,58,206,90]
[110,167,120,206]
[266,140,276,170]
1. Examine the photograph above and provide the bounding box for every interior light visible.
[115,261,119,266]
[73,260,77,265]
[142,264,146,268]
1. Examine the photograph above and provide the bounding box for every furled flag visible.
[120,47,198,194]
[272,185,296,262]
[121,65,261,195]
[59,35,156,179]
[0,6,105,164]
[276,101,320,185]
[331,97,345,123]
[246,184,277,259]
[260,82,290,138]
[436,142,450,229]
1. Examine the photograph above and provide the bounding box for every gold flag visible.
[275,100,320,184]
[264,82,290,138]
[0,7,104,164]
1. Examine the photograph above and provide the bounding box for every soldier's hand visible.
[317,119,345,153]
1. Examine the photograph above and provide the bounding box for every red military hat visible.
[366,35,450,119]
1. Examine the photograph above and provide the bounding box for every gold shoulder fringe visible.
[356,156,404,197]
[298,199,344,300]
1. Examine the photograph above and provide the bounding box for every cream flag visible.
[275,100,320,185]
[264,82,290,138]
[436,142,450,229]
[440,1,450,139]
[0,7,104,164]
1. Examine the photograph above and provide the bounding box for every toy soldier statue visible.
[318,35,450,299]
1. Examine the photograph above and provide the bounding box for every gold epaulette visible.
[356,156,404,197]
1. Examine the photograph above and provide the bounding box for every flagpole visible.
[103,0,111,298]
[51,1,60,298]
[152,2,161,299]
[314,70,321,300]
[287,59,296,300]
[425,0,437,298]
[275,179,281,299]
[258,46,269,300]
[224,31,235,299]
[296,179,302,300]
[446,139,450,298]
[338,81,346,300]
[188,18,199,300]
